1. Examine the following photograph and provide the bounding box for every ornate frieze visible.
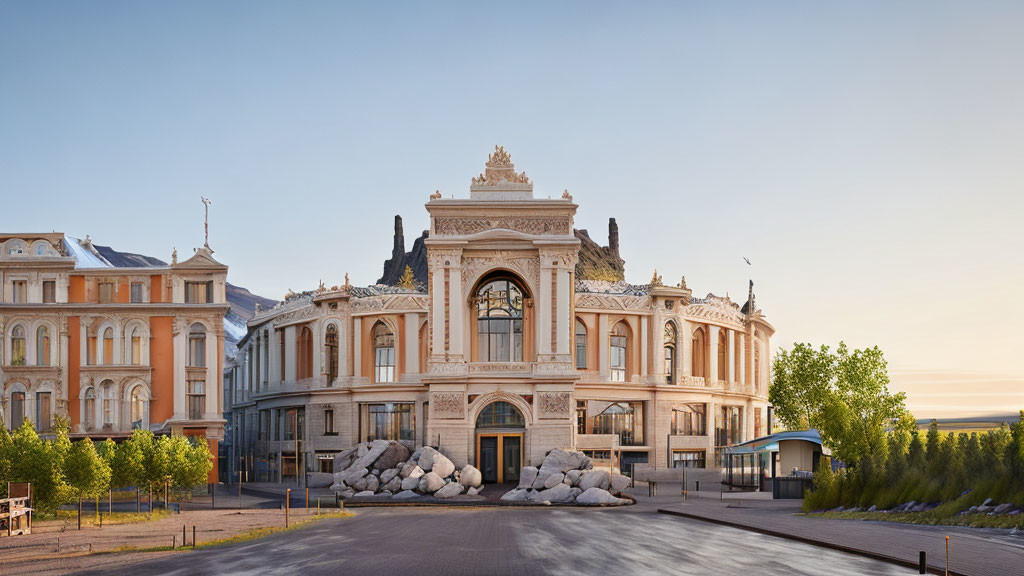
[433,217,571,237]
[574,293,650,311]
[350,294,429,314]
[431,392,465,419]
[461,252,540,296]
[686,294,745,326]
[538,392,571,419]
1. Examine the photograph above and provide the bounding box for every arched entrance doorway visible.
[475,401,525,484]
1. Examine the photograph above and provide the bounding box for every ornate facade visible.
[0,233,228,481]
[225,147,774,485]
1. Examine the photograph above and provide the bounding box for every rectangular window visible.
[12,280,27,303]
[130,282,144,303]
[318,454,334,473]
[374,345,395,382]
[187,380,205,419]
[188,334,206,367]
[716,406,743,449]
[359,403,415,442]
[609,335,627,382]
[672,450,706,469]
[87,336,97,365]
[575,400,586,435]
[185,281,213,304]
[98,282,115,303]
[324,407,336,435]
[36,392,51,432]
[42,281,56,303]
[11,392,25,427]
[278,329,285,381]
[581,400,644,446]
[671,403,707,436]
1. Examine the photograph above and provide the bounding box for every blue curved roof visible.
[725,429,829,455]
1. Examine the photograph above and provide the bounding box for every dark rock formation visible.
[94,244,166,267]
[377,215,428,287]
[575,218,625,281]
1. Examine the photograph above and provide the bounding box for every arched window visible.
[188,323,206,367]
[36,325,51,366]
[373,322,395,382]
[610,322,629,382]
[575,319,588,369]
[475,401,525,429]
[128,326,141,365]
[10,390,25,427]
[691,327,706,378]
[84,388,96,430]
[102,327,114,364]
[11,325,26,366]
[130,386,146,428]
[325,324,338,385]
[100,379,115,428]
[476,278,524,362]
[717,329,728,381]
[664,322,677,384]
[297,325,313,380]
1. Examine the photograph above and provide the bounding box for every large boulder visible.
[337,466,369,486]
[578,470,610,491]
[307,472,334,489]
[500,489,530,502]
[352,476,369,492]
[460,465,483,488]
[609,473,631,494]
[417,446,442,472]
[328,482,346,492]
[401,463,425,479]
[333,447,359,473]
[435,482,465,498]
[532,471,552,490]
[566,470,584,486]
[401,476,421,491]
[354,490,376,498]
[381,468,401,485]
[373,442,411,471]
[467,486,482,496]
[365,475,380,492]
[351,439,390,470]
[539,448,591,474]
[576,487,629,505]
[544,473,566,489]
[384,476,403,493]
[338,489,355,500]
[419,472,446,493]
[394,489,419,499]
[518,466,539,489]
[538,483,575,504]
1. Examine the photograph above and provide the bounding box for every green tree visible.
[64,438,111,500]
[771,342,912,464]
[6,420,70,517]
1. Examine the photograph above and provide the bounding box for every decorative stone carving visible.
[433,217,571,237]
[431,392,465,419]
[538,392,571,418]
[468,362,529,374]
[461,252,539,296]
[686,294,745,326]
[574,293,650,311]
[471,145,531,186]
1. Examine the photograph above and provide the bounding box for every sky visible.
[2,2,1022,419]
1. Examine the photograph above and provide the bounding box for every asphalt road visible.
[82,505,919,575]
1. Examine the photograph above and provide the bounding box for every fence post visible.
[182,524,186,547]
[306,488,309,509]
[945,536,949,576]
[919,551,926,574]
[108,489,112,514]
[285,488,291,528]
[193,525,196,549]
[211,483,215,509]
[77,498,82,530]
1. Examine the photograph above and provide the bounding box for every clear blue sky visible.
[2,2,1022,414]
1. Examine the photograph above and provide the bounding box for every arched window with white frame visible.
[575,319,588,369]
[102,327,114,365]
[36,325,52,366]
[609,322,629,383]
[11,325,27,366]
[325,324,339,385]
[373,322,395,383]
[664,321,677,384]
[188,323,206,367]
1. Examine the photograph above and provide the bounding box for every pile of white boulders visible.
[500,448,632,506]
[330,439,483,500]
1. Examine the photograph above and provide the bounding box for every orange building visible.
[0,234,228,481]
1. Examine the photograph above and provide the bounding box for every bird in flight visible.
[743,257,752,265]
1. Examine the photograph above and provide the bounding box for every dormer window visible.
[185,281,213,304]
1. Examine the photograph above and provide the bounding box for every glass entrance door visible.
[502,435,521,483]
[479,436,499,483]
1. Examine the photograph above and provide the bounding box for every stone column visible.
[448,260,463,358]
[405,313,419,374]
[204,326,218,419]
[709,325,720,383]
[284,326,297,382]
[352,318,362,378]
[707,401,717,467]
[59,322,70,420]
[726,329,735,384]
[555,266,570,356]
[538,265,553,356]
[431,265,444,356]
[173,323,186,419]
[640,316,649,380]
[681,320,692,377]
[598,313,609,378]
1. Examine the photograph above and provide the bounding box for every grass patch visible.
[54,508,172,527]
[807,509,1024,530]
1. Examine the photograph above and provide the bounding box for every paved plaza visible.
[81,498,923,576]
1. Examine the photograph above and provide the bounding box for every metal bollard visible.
[919,550,926,574]
[945,536,950,576]
[285,488,291,528]
[696,480,700,492]
[193,525,196,549]
[182,525,186,547]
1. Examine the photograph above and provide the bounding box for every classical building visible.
[225,147,774,485]
[0,233,228,481]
